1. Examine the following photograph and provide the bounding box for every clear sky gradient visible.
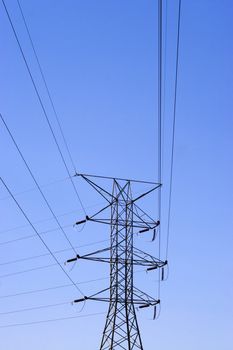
[0,0,232,349]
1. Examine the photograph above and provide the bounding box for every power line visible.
[0,226,152,272]
[0,312,106,328]
[0,277,110,300]
[0,175,71,202]
[1,0,86,216]
[0,238,109,266]
[0,300,71,316]
[0,214,74,236]
[161,0,168,176]
[0,199,105,236]
[0,263,57,280]
[0,177,84,297]
[0,224,72,247]
[157,0,163,299]
[0,205,156,248]
[0,269,147,301]
[0,246,148,281]
[166,0,182,260]
[16,0,77,174]
[158,0,163,189]
[0,113,77,256]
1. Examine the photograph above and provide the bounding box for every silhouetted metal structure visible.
[67,174,167,350]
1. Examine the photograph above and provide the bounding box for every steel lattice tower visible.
[100,180,143,349]
[67,174,167,350]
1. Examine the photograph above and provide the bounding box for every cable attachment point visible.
[154,300,161,320]
[161,267,164,281]
[74,215,90,227]
[139,221,160,235]
[152,228,157,241]
[139,228,150,233]
[75,219,87,226]
[147,266,158,272]
[74,296,88,303]
[161,260,168,281]
[66,254,80,263]
[139,299,160,318]
[139,303,150,309]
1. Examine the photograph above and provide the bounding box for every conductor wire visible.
[0,113,77,257]
[166,0,182,260]
[1,0,86,216]
[16,0,77,174]
[157,0,163,299]
[0,312,106,328]
[0,177,84,297]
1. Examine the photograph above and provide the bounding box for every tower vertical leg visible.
[100,181,143,350]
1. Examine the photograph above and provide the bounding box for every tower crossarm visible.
[73,285,160,320]
[73,285,159,306]
[75,215,159,231]
[66,245,167,269]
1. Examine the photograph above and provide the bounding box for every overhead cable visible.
[0,277,108,300]
[0,312,105,328]
[161,0,168,174]
[0,176,71,202]
[0,263,57,279]
[0,238,110,266]
[1,0,86,216]
[0,113,77,256]
[0,224,72,247]
[166,0,182,260]
[0,269,146,300]
[0,177,84,296]
[157,0,163,299]
[16,0,77,174]
[0,199,105,236]
[0,300,71,316]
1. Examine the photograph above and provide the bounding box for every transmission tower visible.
[67,174,167,350]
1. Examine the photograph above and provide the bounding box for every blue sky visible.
[0,0,232,349]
